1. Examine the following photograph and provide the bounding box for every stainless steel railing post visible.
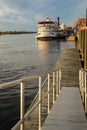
[59,70,61,94]
[39,76,42,130]
[20,82,25,130]
[53,72,55,104]
[48,73,50,114]
[56,70,59,97]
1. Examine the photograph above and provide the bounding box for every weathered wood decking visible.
[24,48,87,130]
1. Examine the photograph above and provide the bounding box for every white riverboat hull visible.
[35,31,57,40]
[35,17,59,40]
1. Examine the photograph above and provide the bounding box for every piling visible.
[82,28,85,60]
[84,27,87,70]
[78,29,81,51]
[77,27,87,69]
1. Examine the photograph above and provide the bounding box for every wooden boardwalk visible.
[24,48,87,130]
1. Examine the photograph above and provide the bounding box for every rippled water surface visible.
[0,34,75,129]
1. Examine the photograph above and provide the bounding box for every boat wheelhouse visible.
[35,17,58,40]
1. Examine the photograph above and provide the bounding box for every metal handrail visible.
[0,70,61,130]
[0,72,49,90]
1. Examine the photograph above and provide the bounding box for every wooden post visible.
[82,28,85,61]
[80,28,83,56]
[85,71,87,113]
[81,28,85,61]
[84,27,87,70]
[79,29,82,52]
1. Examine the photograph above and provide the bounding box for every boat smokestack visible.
[57,17,60,26]
[86,9,87,27]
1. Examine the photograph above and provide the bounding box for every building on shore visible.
[59,23,66,30]
[73,18,87,31]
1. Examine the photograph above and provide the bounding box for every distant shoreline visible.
[0,31,36,35]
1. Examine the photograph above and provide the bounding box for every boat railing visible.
[0,69,61,130]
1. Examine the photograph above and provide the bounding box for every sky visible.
[0,0,87,31]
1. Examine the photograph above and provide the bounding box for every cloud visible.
[0,9,5,16]
[0,0,49,15]
[0,0,86,31]
[76,0,87,17]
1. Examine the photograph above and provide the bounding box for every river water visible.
[0,34,75,130]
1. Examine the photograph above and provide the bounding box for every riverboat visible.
[35,17,58,40]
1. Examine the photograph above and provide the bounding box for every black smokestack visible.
[57,17,60,26]
[86,9,87,27]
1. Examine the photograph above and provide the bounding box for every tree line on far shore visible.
[0,31,36,35]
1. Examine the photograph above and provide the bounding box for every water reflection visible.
[36,39,60,50]
[66,40,75,44]
[36,39,61,71]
